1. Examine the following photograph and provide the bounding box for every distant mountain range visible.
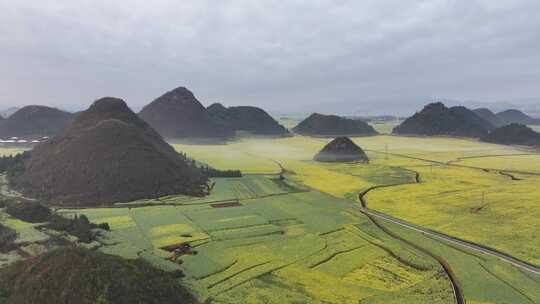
[207,103,289,136]
[276,97,540,119]
[293,113,377,137]
[0,106,74,139]
[0,107,20,118]
[473,108,540,126]
[391,101,540,140]
[481,124,540,147]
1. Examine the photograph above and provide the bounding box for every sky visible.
[1,0,540,115]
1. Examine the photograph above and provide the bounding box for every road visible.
[361,207,540,276]
[354,149,540,275]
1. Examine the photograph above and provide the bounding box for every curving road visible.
[356,149,540,276]
[360,206,540,276]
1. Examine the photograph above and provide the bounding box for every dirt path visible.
[359,183,540,276]
[447,153,540,165]
[365,149,540,177]
[355,173,465,304]
[361,210,465,304]
[498,171,522,180]
[363,207,540,275]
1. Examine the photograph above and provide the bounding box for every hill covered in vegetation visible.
[0,247,198,304]
[393,102,494,138]
[481,123,540,146]
[207,103,289,136]
[139,87,233,140]
[473,108,506,127]
[314,137,369,162]
[0,105,74,139]
[496,109,540,125]
[293,113,377,136]
[11,97,209,206]
[206,102,229,121]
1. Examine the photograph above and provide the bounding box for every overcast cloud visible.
[1,0,540,115]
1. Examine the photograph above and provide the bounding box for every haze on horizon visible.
[1,0,540,116]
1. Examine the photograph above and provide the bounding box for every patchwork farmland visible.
[60,175,456,303]
[3,129,540,303]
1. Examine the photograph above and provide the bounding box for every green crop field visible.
[60,175,459,303]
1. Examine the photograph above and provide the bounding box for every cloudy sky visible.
[1,0,539,115]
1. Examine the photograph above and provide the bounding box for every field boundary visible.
[478,263,536,304]
[365,149,540,176]
[360,209,464,304]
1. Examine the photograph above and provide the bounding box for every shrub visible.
[5,199,51,223]
[0,224,17,252]
[200,165,242,178]
[3,197,109,243]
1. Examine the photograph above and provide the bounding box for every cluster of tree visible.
[3,197,109,243]
[0,151,30,182]
[201,165,242,178]
[46,214,109,243]
[0,223,17,252]
[177,152,242,178]
[4,198,51,223]
[177,152,201,169]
